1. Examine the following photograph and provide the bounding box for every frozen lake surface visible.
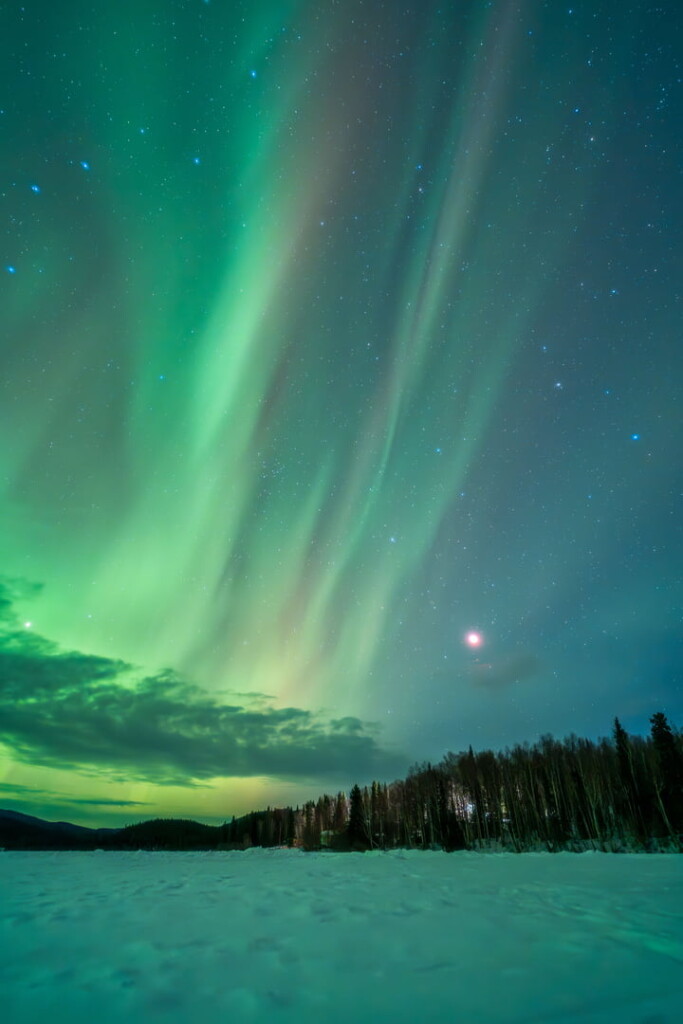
[1,848,682,1023]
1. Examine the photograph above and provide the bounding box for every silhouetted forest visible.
[228,712,682,853]
[2,712,681,852]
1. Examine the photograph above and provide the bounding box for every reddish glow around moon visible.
[465,631,483,648]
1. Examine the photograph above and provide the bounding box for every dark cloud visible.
[330,717,366,734]
[0,782,147,808]
[65,798,151,807]
[0,581,404,786]
[0,782,51,796]
[468,651,541,690]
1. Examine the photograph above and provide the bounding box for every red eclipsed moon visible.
[465,631,483,648]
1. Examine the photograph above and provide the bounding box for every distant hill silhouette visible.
[0,810,236,851]
[0,809,121,850]
[115,818,230,850]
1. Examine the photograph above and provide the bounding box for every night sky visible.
[1,0,681,827]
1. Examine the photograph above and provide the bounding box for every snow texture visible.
[1,849,682,1023]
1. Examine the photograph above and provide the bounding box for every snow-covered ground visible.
[1,849,682,1023]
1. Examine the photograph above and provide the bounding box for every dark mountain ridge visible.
[0,809,231,850]
[0,809,122,849]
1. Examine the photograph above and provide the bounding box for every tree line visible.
[228,711,682,853]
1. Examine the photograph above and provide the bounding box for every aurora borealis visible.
[1,0,681,826]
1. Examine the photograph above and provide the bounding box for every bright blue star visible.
[30,184,41,193]
[249,69,258,79]
[193,157,201,165]
[80,161,90,170]
[6,265,16,274]
[631,433,640,441]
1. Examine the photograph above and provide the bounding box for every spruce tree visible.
[347,784,369,849]
[284,807,296,847]
[650,712,683,835]
[332,792,347,832]
[613,717,644,841]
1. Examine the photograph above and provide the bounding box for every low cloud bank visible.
[0,580,404,787]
